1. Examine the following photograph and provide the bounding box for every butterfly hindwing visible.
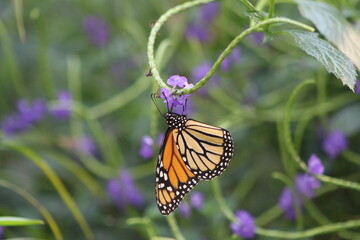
[175,119,234,180]
[155,129,199,215]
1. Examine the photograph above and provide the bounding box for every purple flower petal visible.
[278,187,298,220]
[230,210,256,239]
[76,136,97,157]
[179,202,191,218]
[167,75,188,88]
[51,91,72,119]
[308,154,324,175]
[200,2,220,23]
[107,169,144,211]
[355,80,360,94]
[322,129,348,159]
[190,192,204,210]
[17,99,46,124]
[221,47,242,71]
[295,174,320,199]
[83,16,110,48]
[139,135,154,159]
[186,24,211,43]
[248,32,265,45]
[2,114,31,137]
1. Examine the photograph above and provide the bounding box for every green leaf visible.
[0,216,44,226]
[288,30,357,91]
[297,0,360,71]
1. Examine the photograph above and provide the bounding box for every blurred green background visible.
[1,0,360,239]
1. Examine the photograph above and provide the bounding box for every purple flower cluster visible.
[279,154,324,220]
[0,226,4,239]
[160,75,193,112]
[139,135,154,159]
[1,99,46,137]
[107,169,144,211]
[248,32,265,45]
[1,91,72,138]
[321,129,348,159]
[178,191,205,217]
[230,210,256,239]
[186,2,220,43]
[83,16,110,48]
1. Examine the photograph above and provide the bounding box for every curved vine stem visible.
[147,0,315,94]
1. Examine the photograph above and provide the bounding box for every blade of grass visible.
[0,179,63,240]
[3,143,95,240]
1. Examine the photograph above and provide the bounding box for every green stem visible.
[256,219,360,238]
[212,179,236,222]
[268,0,275,18]
[166,214,186,240]
[148,0,314,94]
[12,0,26,42]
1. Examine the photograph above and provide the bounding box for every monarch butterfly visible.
[155,106,234,215]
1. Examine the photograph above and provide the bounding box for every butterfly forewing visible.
[155,129,199,215]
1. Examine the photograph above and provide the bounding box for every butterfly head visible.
[165,112,187,130]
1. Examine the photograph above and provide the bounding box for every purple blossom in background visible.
[278,187,299,220]
[179,202,191,218]
[221,47,242,71]
[355,80,360,94]
[200,2,220,22]
[2,114,31,137]
[295,174,320,199]
[107,169,144,211]
[51,91,72,119]
[1,98,46,137]
[139,135,154,159]
[191,61,218,95]
[83,16,110,47]
[308,154,324,175]
[190,191,204,210]
[248,32,265,45]
[0,226,4,239]
[322,129,348,159]
[186,24,211,43]
[157,133,165,147]
[17,99,46,124]
[230,210,256,239]
[167,75,188,88]
[76,136,97,157]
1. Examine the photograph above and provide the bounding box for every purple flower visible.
[107,169,144,211]
[355,80,360,94]
[51,91,72,119]
[167,75,188,88]
[308,154,324,175]
[1,98,46,137]
[295,174,320,199]
[278,187,299,220]
[76,136,97,156]
[248,32,265,45]
[0,226,4,239]
[139,135,154,159]
[190,192,204,210]
[230,210,256,239]
[157,133,165,147]
[83,16,110,47]
[179,202,191,218]
[191,61,218,94]
[2,114,31,137]
[221,47,242,71]
[17,99,46,124]
[186,24,211,43]
[200,2,220,22]
[322,129,348,159]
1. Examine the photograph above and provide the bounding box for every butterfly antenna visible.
[151,93,165,118]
